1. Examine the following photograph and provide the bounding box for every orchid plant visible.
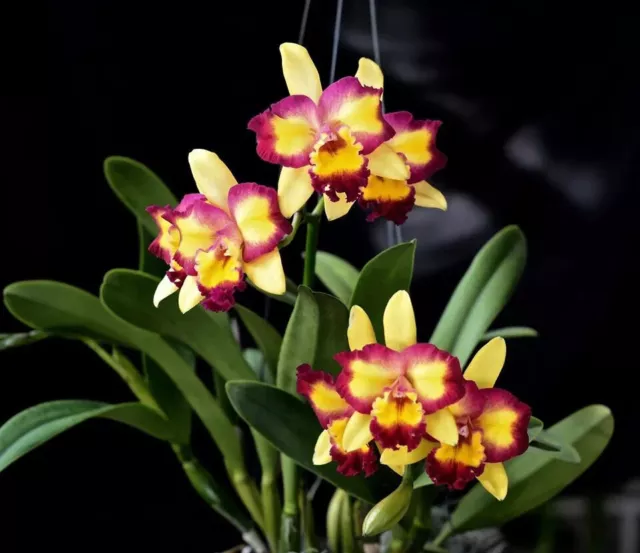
[0,43,613,553]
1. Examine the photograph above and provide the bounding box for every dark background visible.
[2,0,638,549]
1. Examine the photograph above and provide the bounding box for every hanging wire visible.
[298,0,313,44]
[329,0,345,83]
[368,0,400,246]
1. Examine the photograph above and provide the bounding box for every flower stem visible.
[404,486,437,553]
[303,197,324,288]
[278,211,302,250]
[279,455,300,552]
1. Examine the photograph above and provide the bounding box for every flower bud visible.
[362,479,413,537]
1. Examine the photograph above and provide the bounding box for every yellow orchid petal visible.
[153,274,179,307]
[464,337,506,389]
[313,430,332,465]
[188,149,237,212]
[325,192,356,221]
[413,181,447,210]
[342,412,374,452]
[477,462,508,501]
[178,275,204,313]
[366,144,410,181]
[348,306,377,350]
[383,290,417,351]
[355,57,384,89]
[277,166,315,218]
[380,439,435,467]
[244,249,286,295]
[424,408,459,446]
[280,43,322,103]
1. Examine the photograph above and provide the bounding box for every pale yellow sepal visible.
[477,462,508,501]
[383,290,417,351]
[348,306,377,350]
[342,412,373,452]
[188,149,237,212]
[244,249,286,295]
[153,274,179,307]
[464,337,506,389]
[278,166,315,218]
[367,144,410,181]
[424,408,459,446]
[313,430,332,465]
[280,43,322,103]
[355,57,384,89]
[178,276,204,313]
[324,192,355,221]
[413,181,447,210]
[380,439,435,467]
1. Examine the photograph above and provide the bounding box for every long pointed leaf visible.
[315,251,360,305]
[430,226,527,366]
[0,400,175,472]
[350,242,416,342]
[234,304,281,384]
[104,156,177,235]
[100,269,255,381]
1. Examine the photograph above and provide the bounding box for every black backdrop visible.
[2,1,638,549]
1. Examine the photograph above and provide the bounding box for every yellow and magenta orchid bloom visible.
[358,112,447,224]
[335,291,465,459]
[147,149,292,313]
[296,364,377,477]
[248,43,411,221]
[425,338,531,500]
[248,43,447,224]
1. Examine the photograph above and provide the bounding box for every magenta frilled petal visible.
[146,205,179,265]
[318,77,394,155]
[384,112,447,184]
[248,95,320,168]
[227,183,292,263]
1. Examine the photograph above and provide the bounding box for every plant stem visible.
[303,197,324,288]
[262,472,281,553]
[279,455,300,552]
[279,211,302,250]
[83,339,158,409]
[404,486,437,553]
[430,522,453,548]
[227,462,266,533]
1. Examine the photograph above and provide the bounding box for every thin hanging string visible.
[368,0,404,247]
[329,0,345,83]
[298,0,312,44]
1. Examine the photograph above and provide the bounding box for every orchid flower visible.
[297,364,378,477]
[423,338,531,500]
[248,43,448,224]
[248,43,410,221]
[335,291,465,466]
[147,149,292,313]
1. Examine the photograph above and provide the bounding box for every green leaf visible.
[530,431,581,463]
[483,326,538,340]
[3,280,244,468]
[138,219,168,279]
[234,304,281,384]
[528,416,544,442]
[430,226,527,366]
[142,343,193,445]
[448,405,614,533]
[104,156,177,236]
[226,381,395,504]
[277,287,319,394]
[315,251,360,306]
[100,269,255,382]
[0,400,175,472]
[314,292,349,377]
[4,281,134,345]
[0,330,48,351]
[350,242,416,342]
